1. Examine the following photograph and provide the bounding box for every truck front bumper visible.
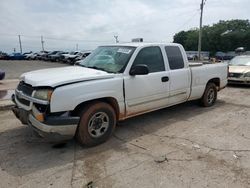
[12,105,79,141]
[28,114,78,140]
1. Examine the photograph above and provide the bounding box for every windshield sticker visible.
[117,48,132,54]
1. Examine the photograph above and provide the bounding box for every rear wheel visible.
[76,102,116,147]
[200,83,217,107]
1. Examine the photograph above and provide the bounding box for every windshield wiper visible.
[88,66,107,71]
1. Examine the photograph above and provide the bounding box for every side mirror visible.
[129,64,149,76]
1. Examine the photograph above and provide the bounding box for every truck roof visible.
[103,42,181,48]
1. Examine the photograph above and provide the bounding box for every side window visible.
[165,46,184,70]
[132,46,165,73]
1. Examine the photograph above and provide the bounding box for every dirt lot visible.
[0,60,68,79]
[0,84,249,187]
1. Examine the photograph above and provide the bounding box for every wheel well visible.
[207,78,220,89]
[72,97,120,119]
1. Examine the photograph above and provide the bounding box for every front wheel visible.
[200,83,217,107]
[76,102,116,147]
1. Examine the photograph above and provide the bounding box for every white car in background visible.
[62,51,79,64]
[228,56,250,85]
[26,52,38,60]
[74,51,92,61]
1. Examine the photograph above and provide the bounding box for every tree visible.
[173,19,250,55]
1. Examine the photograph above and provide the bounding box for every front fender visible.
[50,77,124,113]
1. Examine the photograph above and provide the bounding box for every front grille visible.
[16,81,33,106]
[229,73,243,78]
[17,81,34,96]
[16,95,30,106]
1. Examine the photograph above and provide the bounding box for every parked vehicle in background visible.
[62,51,79,64]
[74,51,93,65]
[23,51,32,56]
[40,51,51,61]
[46,51,60,61]
[26,52,38,60]
[215,52,226,61]
[228,55,250,85]
[12,43,228,146]
[0,69,5,80]
[186,51,209,61]
[74,51,91,64]
[0,52,9,60]
[215,51,235,61]
[224,51,236,60]
[235,47,245,55]
[36,51,49,60]
[8,53,25,60]
[41,51,60,61]
[50,51,68,62]
[23,52,33,59]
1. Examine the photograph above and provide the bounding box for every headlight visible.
[34,89,53,101]
[244,72,250,78]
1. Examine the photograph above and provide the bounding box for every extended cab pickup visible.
[12,43,228,146]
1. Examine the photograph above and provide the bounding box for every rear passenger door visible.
[164,46,191,104]
[124,46,170,116]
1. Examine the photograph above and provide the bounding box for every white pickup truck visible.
[12,43,228,146]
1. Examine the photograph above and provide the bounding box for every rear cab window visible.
[165,46,184,70]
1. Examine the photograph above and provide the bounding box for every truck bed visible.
[188,62,228,100]
[188,61,216,67]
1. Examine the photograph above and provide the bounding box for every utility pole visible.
[41,36,45,51]
[18,35,22,54]
[76,43,78,51]
[114,35,119,43]
[198,0,204,61]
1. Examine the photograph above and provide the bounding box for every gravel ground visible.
[0,60,69,79]
[0,85,250,188]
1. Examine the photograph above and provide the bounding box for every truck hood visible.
[20,66,114,87]
[229,65,250,73]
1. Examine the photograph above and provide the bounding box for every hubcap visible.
[207,88,215,104]
[88,112,109,138]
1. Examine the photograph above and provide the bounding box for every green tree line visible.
[173,19,250,55]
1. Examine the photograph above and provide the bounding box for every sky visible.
[0,0,249,53]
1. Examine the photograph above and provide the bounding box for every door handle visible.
[161,76,169,82]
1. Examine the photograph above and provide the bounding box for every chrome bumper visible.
[12,94,79,141]
[28,114,78,139]
[228,77,250,85]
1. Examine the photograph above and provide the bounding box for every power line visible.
[175,10,200,32]
[0,33,114,43]
[44,36,113,43]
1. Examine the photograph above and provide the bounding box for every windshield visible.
[229,56,250,66]
[79,46,136,73]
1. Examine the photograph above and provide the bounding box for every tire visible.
[76,102,116,147]
[200,83,217,107]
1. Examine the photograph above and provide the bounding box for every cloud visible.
[0,0,249,52]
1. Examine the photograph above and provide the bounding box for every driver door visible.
[124,46,170,117]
